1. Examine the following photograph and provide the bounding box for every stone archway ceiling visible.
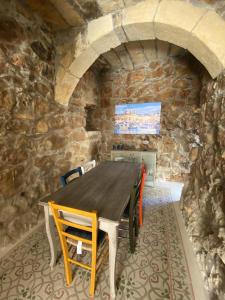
[55,0,225,105]
[94,41,187,72]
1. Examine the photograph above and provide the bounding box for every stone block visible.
[69,46,98,78]
[0,18,25,43]
[13,165,25,189]
[223,54,225,71]
[48,115,66,129]
[87,14,121,55]
[15,197,29,213]
[35,97,50,115]
[170,44,185,57]
[97,0,124,15]
[36,120,48,134]
[189,147,199,161]
[127,69,146,83]
[122,0,158,41]
[56,65,66,84]
[0,205,18,223]
[126,41,147,66]
[102,51,121,69]
[114,44,133,70]
[35,155,57,172]
[112,12,128,43]
[70,129,87,142]
[0,170,16,198]
[141,40,157,61]
[31,41,53,63]
[34,82,50,97]
[10,119,31,134]
[55,72,80,106]
[157,40,170,59]
[188,11,225,78]
[155,0,207,49]
[0,90,15,111]
[151,67,164,78]
[6,148,28,165]
[49,0,85,27]
[48,134,67,150]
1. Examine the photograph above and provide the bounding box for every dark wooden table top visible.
[40,160,141,222]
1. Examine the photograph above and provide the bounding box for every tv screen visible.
[115,102,161,135]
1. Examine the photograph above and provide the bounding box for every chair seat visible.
[66,226,106,246]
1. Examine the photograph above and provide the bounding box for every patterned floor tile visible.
[0,187,194,300]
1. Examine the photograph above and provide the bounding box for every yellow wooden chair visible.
[49,201,108,297]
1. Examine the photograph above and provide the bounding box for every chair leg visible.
[90,267,96,297]
[129,225,136,253]
[129,215,136,253]
[139,195,143,226]
[139,171,146,226]
[135,212,139,237]
[61,237,72,286]
[64,258,72,286]
[129,205,139,253]
[90,246,97,297]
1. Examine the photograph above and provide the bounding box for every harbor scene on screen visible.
[115,102,161,134]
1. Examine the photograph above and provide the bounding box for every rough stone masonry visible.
[181,71,225,300]
[0,1,101,250]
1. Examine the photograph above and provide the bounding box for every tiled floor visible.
[0,185,208,300]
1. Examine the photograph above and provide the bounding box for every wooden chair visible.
[118,163,146,252]
[49,201,108,297]
[118,173,142,253]
[139,165,146,226]
[60,167,83,186]
[81,160,96,174]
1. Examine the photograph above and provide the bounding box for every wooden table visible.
[39,160,140,299]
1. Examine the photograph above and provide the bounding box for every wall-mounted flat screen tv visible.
[115,102,161,135]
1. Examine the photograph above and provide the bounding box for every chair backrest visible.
[130,165,146,210]
[138,166,146,226]
[60,166,83,186]
[49,201,97,251]
[82,160,96,174]
[140,169,146,195]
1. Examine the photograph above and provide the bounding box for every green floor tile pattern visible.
[0,187,194,300]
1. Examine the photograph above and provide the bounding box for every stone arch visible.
[55,0,225,105]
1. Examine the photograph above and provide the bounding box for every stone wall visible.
[98,54,202,181]
[181,72,225,299]
[97,0,225,20]
[0,1,101,251]
[55,0,225,105]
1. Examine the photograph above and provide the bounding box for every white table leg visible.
[108,224,118,299]
[43,205,58,270]
[99,218,118,299]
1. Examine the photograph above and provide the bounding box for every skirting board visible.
[173,201,210,300]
